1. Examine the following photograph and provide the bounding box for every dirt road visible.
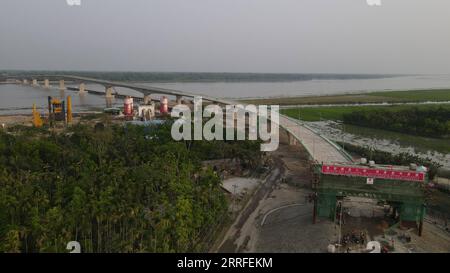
[216,142,335,253]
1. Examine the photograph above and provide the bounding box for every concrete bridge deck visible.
[10,74,352,164]
[279,115,352,163]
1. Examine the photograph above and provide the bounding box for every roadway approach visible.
[8,74,352,164]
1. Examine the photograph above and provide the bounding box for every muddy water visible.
[0,84,126,115]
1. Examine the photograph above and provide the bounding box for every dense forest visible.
[342,106,450,138]
[0,122,263,253]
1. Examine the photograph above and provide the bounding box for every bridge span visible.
[10,74,352,164]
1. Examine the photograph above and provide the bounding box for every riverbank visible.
[0,115,33,126]
[0,112,105,127]
[241,89,450,106]
[281,103,450,121]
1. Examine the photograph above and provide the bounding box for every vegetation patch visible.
[282,104,450,122]
[343,106,450,138]
[0,122,263,253]
[244,89,450,106]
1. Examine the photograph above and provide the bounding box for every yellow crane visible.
[67,96,72,124]
[32,103,43,128]
[33,95,72,127]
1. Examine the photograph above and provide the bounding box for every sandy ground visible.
[216,166,284,253]
[222,177,261,195]
[0,115,32,126]
[0,114,109,131]
[254,197,336,253]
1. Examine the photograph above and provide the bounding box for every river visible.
[1,74,450,115]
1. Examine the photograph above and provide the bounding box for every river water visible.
[2,74,450,115]
[146,74,450,99]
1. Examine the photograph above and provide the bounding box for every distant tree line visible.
[0,123,263,253]
[3,70,395,83]
[342,106,450,138]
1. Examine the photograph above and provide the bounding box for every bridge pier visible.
[176,95,182,105]
[44,79,50,89]
[143,95,152,105]
[105,97,113,108]
[79,83,86,95]
[105,86,115,98]
[32,79,38,86]
[287,133,298,146]
[59,80,65,91]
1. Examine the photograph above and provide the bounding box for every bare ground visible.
[0,115,32,126]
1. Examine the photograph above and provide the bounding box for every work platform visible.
[312,162,428,235]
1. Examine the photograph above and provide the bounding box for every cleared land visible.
[241,89,450,106]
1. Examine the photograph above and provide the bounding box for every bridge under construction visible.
[312,162,427,236]
[6,74,429,236]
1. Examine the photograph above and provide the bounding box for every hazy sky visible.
[1,0,450,74]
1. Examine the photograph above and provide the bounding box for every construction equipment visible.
[47,96,72,125]
[67,96,72,124]
[313,163,428,236]
[32,103,43,128]
[48,96,65,122]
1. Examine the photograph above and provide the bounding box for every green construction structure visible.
[312,163,428,236]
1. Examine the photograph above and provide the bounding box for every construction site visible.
[312,161,428,252]
[216,129,450,253]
